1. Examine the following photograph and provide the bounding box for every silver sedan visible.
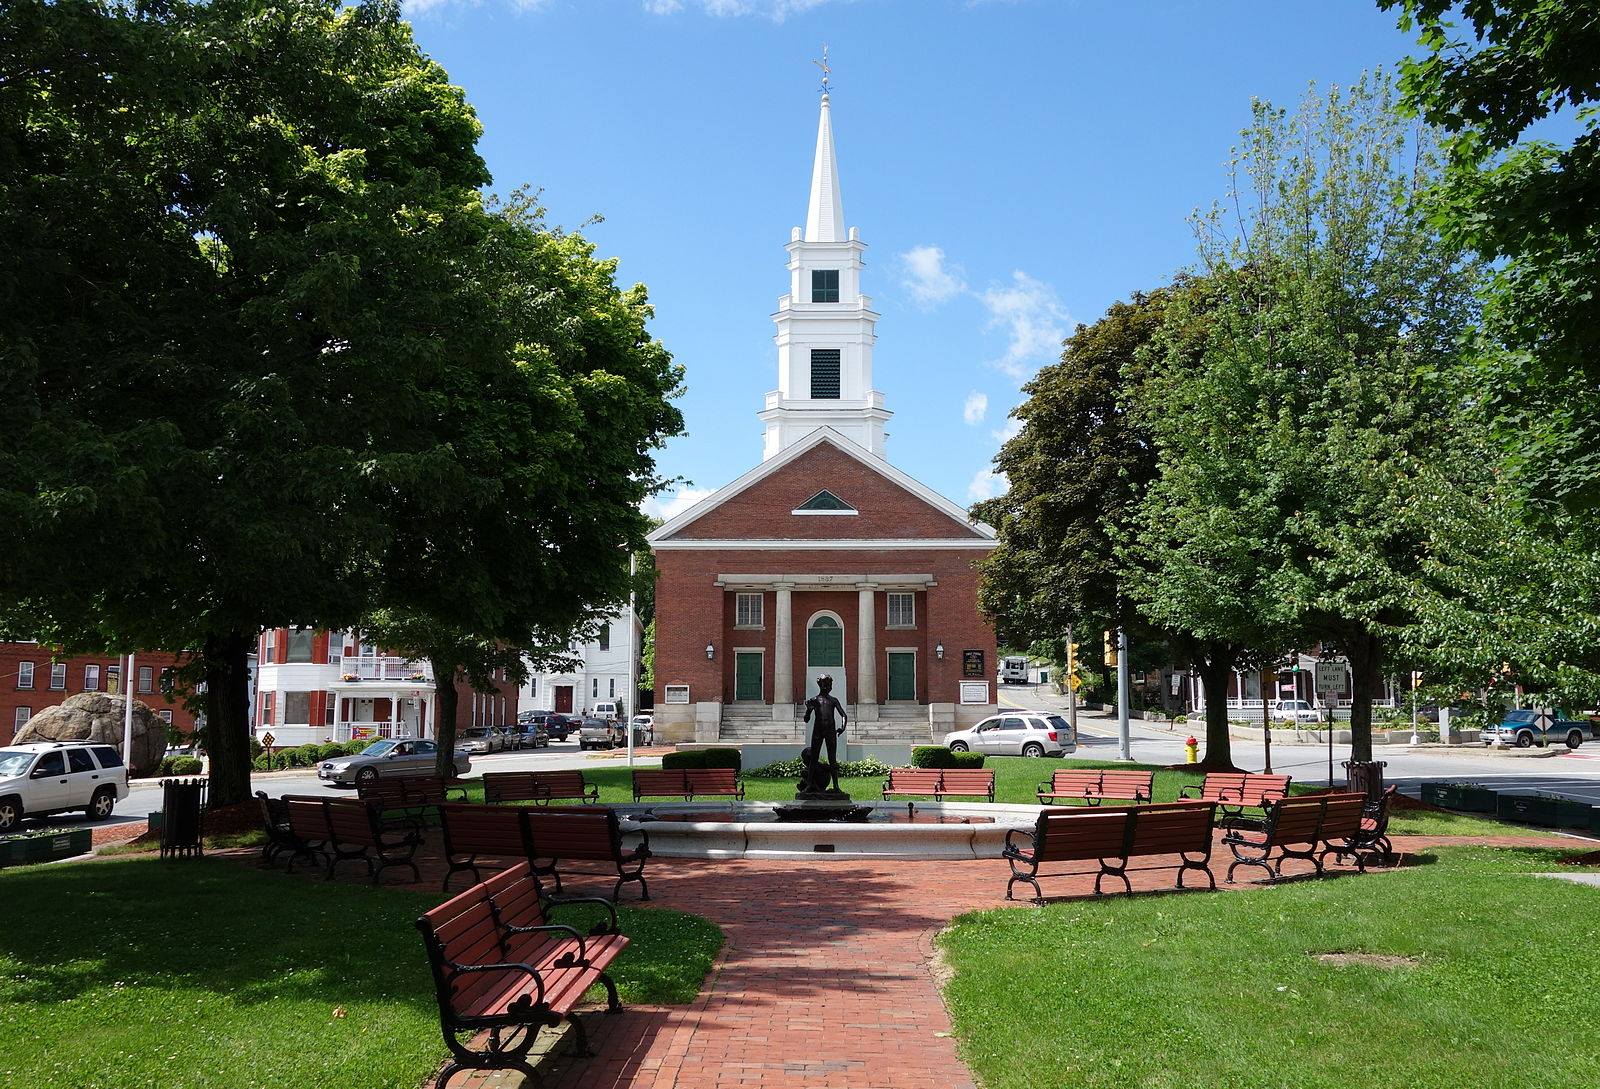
[318,738,471,787]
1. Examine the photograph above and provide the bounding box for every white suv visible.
[0,742,130,832]
[944,713,1076,757]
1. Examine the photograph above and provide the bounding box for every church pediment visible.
[649,430,993,546]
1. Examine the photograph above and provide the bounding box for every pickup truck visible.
[1482,709,1598,749]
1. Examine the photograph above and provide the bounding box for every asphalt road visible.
[28,687,1600,834]
[26,739,663,835]
[999,683,1600,805]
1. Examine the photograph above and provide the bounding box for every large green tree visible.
[1383,0,1600,520]
[1141,77,1482,762]
[364,192,683,776]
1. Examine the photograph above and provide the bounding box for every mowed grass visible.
[467,755,1512,835]
[939,846,1600,1089]
[0,857,721,1089]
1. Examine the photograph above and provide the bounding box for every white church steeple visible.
[760,80,891,461]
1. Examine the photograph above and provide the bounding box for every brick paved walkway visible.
[218,828,1584,1089]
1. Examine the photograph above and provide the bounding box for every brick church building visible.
[649,89,998,744]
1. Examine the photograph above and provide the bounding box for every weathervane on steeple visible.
[813,43,832,96]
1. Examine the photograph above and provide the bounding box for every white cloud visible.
[643,0,683,10]
[962,390,988,426]
[967,468,1007,503]
[992,416,1023,444]
[897,244,967,309]
[980,271,1069,380]
[642,486,712,522]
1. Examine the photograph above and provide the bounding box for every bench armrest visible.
[1004,827,1035,853]
[503,921,588,964]
[446,960,547,1009]
[544,894,620,935]
[1177,784,1200,799]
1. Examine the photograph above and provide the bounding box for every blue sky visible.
[404,0,1424,516]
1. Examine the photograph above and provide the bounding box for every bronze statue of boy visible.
[799,674,848,797]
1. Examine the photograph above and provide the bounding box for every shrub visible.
[158,755,203,776]
[744,757,893,780]
[911,746,985,769]
[661,748,742,772]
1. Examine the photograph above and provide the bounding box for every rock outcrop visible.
[15,691,168,775]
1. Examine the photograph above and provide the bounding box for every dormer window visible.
[811,269,840,303]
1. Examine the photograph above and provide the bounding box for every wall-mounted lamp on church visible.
[705,642,715,661]
[935,642,945,660]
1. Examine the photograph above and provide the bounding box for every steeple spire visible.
[804,69,845,243]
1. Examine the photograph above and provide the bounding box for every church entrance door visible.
[805,613,847,706]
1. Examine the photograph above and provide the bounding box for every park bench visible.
[1224,792,1369,883]
[438,802,530,892]
[1329,785,1399,869]
[630,767,745,802]
[357,774,467,828]
[1036,768,1154,806]
[1178,772,1292,822]
[283,796,333,873]
[255,791,313,869]
[482,770,599,805]
[1003,800,1218,903]
[415,861,628,1089]
[322,796,424,883]
[880,767,997,802]
[525,806,653,901]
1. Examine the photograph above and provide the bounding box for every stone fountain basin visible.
[615,801,1042,861]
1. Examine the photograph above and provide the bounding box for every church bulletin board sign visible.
[664,685,690,704]
[961,650,986,679]
[959,681,990,705]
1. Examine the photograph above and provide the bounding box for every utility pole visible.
[122,652,135,762]
[1260,664,1274,774]
[626,553,637,769]
[1115,627,1131,761]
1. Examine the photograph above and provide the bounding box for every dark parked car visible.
[506,722,549,750]
[543,714,578,742]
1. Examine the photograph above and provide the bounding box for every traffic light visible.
[1103,630,1117,668]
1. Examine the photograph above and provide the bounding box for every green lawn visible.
[0,857,721,1089]
[939,846,1600,1089]
[482,756,1511,836]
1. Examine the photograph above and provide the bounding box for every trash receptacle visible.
[160,777,207,860]
[1342,760,1387,808]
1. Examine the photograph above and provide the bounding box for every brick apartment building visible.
[254,628,519,747]
[0,643,196,744]
[647,90,998,743]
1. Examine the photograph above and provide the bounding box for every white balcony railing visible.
[336,655,432,684]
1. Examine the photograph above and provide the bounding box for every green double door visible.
[887,650,916,702]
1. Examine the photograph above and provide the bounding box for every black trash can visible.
[160,777,208,860]
[1342,760,1387,807]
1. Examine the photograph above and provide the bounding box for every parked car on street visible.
[578,717,625,750]
[543,714,579,742]
[630,714,654,745]
[517,710,550,728]
[318,738,470,786]
[458,726,503,754]
[506,721,549,750]
[1482,709,1598,749]
[591,701,621,722]
[943,713,1074,757]
[0,742,128,831]
[1272,699,1322,724]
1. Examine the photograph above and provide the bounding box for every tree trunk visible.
[202,630,254,807]
[431,654,460,780]
[1195,645,1240,771]
[1344,629,1382,763]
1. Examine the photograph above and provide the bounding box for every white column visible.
[772,582,794,719]
[856,583,877,712]
[390,694,399,736]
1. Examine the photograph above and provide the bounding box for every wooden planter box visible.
[1496,794,1593,829]
[0,827,92,867]
[1422,783,1498,813]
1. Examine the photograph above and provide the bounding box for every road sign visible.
[1320,691,1340,711]
[260,731,275,748]
[1314,659,1346,694]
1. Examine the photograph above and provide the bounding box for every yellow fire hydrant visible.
[1185,736,1199,764]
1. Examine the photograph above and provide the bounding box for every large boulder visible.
[15,691,168,776]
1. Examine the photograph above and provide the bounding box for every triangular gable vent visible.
[792,489,857,514]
